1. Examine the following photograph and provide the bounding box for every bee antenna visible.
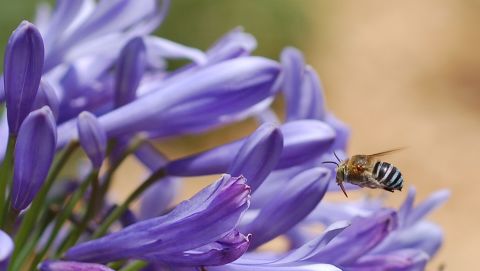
[333,151,342,163]
[322,161,339,166]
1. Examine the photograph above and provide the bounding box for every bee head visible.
[335,163,346,182]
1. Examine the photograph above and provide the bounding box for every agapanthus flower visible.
[0,1,449,271]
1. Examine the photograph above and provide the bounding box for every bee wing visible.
[367,147,406,158]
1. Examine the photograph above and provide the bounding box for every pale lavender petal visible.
[0,115,8,162]
[305,199,383,226]
[38,260,114,271]
[325,113,349,152]
[41,0,88,55]
[166,120,335,176]
[4,21,44,135]
[77,111,107,169]
[372,221,443,257]
[12,106,57,211]
[0,230,13,271]
[404,189,450,227]
[140,177,181,220]
[65,175,250,263]
[275,221,350,264]
[61,0,158,49]
[242,167,331,249]
[398,187,416,226]
[207,28,257,63]
[144,36,206,66]
[276,120,335,168]
[312,210,397,265]
[57,57,281,146]
[114,37,146,108]
[134,141,168,170]
[134,141,182,219]
[229,123,283,192]
[33,80,60,120]
[281,47,327,121]
[146,230,249,266]
[281,47,305,122]
[344,249,428,271]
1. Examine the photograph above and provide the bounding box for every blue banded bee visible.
[324,149,404,197]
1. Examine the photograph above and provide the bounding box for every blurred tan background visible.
[2,0,477,270]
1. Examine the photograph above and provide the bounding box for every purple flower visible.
[4,21,44,135]
[280,47,326,121]
[114,37,146,108]
[57,56,281,145]
[41,0,169,72]
[240,167,331,249]
[33,80,59,120]
[229,123,283,192]
[38,261,113,271]
[0,230,13,271]
[11,106,56,211]
[66,175,250,266]
[77,111,107,169]
[135,141,181,219]
[0,2,449,270]
[166,120,335,176]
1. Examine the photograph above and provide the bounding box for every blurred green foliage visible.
[0,0,324,72]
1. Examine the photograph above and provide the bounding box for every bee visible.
[323,149,404,197]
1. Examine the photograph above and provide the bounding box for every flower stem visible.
[9,207,55,271]
[28,169,98,271]
[92,167,167,239]
[10,141,78,267]
[0,136,16,228]
[118,261,147,271]
[99,135,146,208]
[55,171,100,256]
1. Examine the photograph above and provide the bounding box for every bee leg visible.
[383,188,395,193]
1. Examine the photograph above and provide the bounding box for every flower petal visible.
[281,47,326,121]
[12,106,57,211]
[229,123,283,192]
[65,175,250,263]
[166,120,335,176]
[372,221,443,257]
[344,249,428,271]
[0,230,13,271]
[405,189,450,227]
[147,230,249,266]
[57,56,281,145]
[33,80,60,120]
[241,167,331,249]
[114,37,146,108]
[4,21,44,135]
[206,28,257,64]
[144,36,206,66]
[38,260,114,271]
[312,210,397,266]
[77,111,107,169]
[275,221,350,264]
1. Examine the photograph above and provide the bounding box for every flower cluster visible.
[0,1,448,271]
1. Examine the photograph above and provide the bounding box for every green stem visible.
[28,170,98,271]
[10,207,54,271]
[99,136,146,204]
[55,171,100,256]
[118,261,147,271]
[3,205,18,234]
[10,141,78,267]
[0,136,16,228]
[92,167,166,239]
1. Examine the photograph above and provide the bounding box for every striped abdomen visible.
[372,161,403,191]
